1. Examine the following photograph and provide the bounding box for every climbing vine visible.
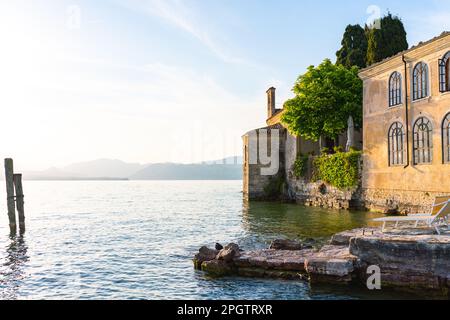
[312,151,362,189]
[292,154,309,179]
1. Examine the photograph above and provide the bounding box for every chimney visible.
[267,87,276,119]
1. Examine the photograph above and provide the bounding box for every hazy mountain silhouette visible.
[130,163,242,180]
[23,157,242,180]
[63,159,145,178]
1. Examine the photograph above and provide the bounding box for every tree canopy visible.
[281,59,362,143]
[366,13,408,66]
[335,13,408,68]
[336,24,368,69]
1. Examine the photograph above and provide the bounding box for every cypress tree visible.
[366,26,383,65]
[366,13,408,66]
[336,25,368,69]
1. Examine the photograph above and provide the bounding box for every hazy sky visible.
[1,0,449,170]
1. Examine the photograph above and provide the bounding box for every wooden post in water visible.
[13,174,25,232]
[4,158,17,233]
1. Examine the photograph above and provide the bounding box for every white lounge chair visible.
[373,196,450,235]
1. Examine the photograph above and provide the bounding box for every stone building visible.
[243,32,450,213]
[359,32,450,213]
[242,88,361,205]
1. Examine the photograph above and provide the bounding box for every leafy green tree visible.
[366,13,408,66]
[336,25,368,69]
[281,59,362,148]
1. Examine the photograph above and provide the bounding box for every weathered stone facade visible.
[359,32,450,213]
[362,188,448,214]
[288,180,362,210]
[242,123,287,200]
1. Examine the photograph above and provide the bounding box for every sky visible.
[1,0,450,171]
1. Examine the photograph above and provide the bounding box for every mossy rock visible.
[201,260,235,277]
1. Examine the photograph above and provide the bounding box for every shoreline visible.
[194,227,450,297]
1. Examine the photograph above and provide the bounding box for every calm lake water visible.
[0,181,414,300]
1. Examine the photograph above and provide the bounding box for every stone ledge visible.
[349,230,450,293]
[305,245,358,281]
[194,229,450,296]
[331,228,381,245]
[196,243,358,283]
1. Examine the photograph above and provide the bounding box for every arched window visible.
[413,62,429,100]
[413,117,433,165]
[439,52,450,92]
[388,122,405,166]
[443,113,450,163]
[389,72,402,107]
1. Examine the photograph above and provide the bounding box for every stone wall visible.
[289,180,361,210]
[286,156,363,210]
[283,130,365,210]
[362,188,450,214]
[243,125,287,200]
[286,158,448,214]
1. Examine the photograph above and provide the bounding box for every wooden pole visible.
[13,173,25,232]
[4,158,16,233]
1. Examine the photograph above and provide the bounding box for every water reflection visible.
[241,200,384,248]
[0,234,29,300]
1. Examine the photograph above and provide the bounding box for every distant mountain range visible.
[23,157,243,181]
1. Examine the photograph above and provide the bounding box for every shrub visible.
[333,146,344,153]
[312,151,362,189]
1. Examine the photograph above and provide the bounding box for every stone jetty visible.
[193,227,450,296]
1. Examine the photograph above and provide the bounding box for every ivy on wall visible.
[292,154,309,179]
[312,151,362,189]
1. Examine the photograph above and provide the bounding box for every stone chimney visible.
[267,87,276,119]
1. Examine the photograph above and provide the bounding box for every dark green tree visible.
[281,59,363,148]
[366,13,408,66]
[336,24,368,69]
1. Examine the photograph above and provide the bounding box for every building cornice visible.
[359,32,450,80]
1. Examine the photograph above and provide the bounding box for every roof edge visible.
[359,31,450,78]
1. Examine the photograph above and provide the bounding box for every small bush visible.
[312,151,362,189]
[333,146,344,153]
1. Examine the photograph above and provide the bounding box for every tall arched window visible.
[439,52,450,92]
[388,122,405,166]
[443,113,450,164]
[413,62,429,100]
[389,72,402,107]
[413,117,433,165]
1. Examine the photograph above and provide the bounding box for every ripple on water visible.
[0,180,409,300]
